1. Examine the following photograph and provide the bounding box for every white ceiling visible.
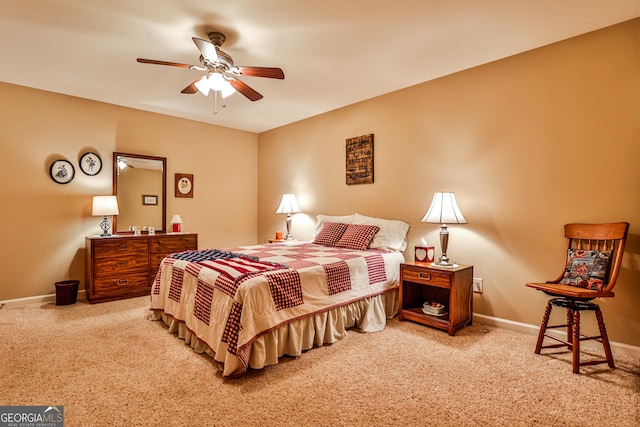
[1,1,637,133]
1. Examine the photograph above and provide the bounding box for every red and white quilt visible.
[149,242,403,377]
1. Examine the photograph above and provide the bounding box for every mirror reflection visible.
[112,152,166,233]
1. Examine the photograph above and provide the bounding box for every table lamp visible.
[275,194,302,240]
[171,214,183,232]
[421,192,466,267]
[92,195,119,237]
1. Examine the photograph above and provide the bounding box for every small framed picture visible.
[79,152,102,176]
[142,195,158,205]
[175,173,194,198]
[49,159,75,184]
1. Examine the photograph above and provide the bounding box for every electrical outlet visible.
[472,277,483,293]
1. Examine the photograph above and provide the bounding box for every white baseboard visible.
[0,289,87,308]
[474,313,640,360]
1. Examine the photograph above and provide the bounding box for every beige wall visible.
[258,19,640,347]
[0,83,258,301]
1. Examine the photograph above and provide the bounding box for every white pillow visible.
[312,213,409,251]
[312,214,358,239]
[354,213,410,251]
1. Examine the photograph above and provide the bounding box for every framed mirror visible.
[112,152,166,233]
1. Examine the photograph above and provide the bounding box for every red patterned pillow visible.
[335,224,380,250]
[560,249,611,291]
[313,222,349,246]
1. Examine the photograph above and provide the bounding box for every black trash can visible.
[55,280,79,306]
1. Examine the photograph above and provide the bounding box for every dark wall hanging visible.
[345,134,374,185]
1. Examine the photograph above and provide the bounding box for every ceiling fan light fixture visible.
[195,73,236,98]
[208,72,226,91]
[220,80,236,98]
[194,76,211,96]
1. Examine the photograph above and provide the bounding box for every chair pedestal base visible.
[534,297,615,374]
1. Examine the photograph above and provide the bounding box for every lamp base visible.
[430,261,459,269]
[99,215,112,237]
[284,214,294,240]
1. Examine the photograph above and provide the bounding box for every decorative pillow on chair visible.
[560,249,611,291]
[335,224,380,251]
[313,222,349,246]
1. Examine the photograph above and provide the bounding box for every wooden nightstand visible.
[399,262,473,335]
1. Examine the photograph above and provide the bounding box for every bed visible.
[149,213,409,378]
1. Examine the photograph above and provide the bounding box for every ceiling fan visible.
[137,31,284,109]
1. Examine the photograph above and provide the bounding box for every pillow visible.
[560,249,611,291]
[353,213,410,251]
[313,222,349,246]
[312,214,358,239]
[335,224,380,251]
[312,213,410,251]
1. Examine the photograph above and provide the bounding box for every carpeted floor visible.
[0,297,638,426]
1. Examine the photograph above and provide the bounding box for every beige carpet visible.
[0,297,638,426]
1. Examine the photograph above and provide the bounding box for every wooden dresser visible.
[85,233,197,303]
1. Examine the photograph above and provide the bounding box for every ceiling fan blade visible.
[180,77,204,94]
[137,58,193,69]
[229,79,263,101]
[235,66,284,79]
[192,37,219,62]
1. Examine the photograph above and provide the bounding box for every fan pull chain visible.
[212,91,229,115]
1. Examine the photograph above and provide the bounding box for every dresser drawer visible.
[149,235,197,254]
[150,253,169,274]
[93,256,148,277]
[93,239,148,259]
[402,266,452,288]
[92,272,150,298]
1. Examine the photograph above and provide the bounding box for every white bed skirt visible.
[150,289,398,377]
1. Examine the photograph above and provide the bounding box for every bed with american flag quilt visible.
[149,241,403,378]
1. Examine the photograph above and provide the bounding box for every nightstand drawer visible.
[402,267,451,288]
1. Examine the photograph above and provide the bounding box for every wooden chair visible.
[525,222,629,374]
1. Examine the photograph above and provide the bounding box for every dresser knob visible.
[418,272,431,280]
[116,279,129,286]
[117,244,129,251]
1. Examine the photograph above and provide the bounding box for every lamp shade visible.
[275,194,303,214]
[170,214,183,224]
[421,192,466,224]
[92,196,119,216]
